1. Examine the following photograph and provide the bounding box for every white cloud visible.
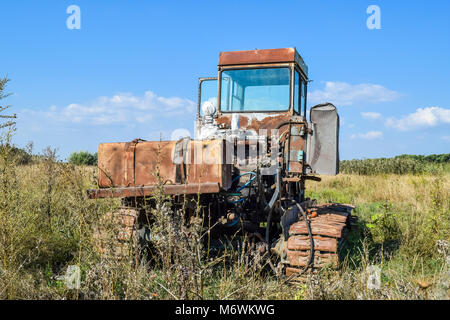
[350,131,383,140]
[441,136,450,142]
[385,107,450,131]
[361,112,382,120]
[26,91,195,125]
[309,82,400,106]
[136,114,153,123]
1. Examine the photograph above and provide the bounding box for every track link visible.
[93,207,139,260]
[285,203,355,277]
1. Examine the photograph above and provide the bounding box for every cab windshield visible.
[220,67,290,112]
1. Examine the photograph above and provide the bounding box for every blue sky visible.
[1,0,449,160]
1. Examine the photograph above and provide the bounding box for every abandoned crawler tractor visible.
[87,48,355,277]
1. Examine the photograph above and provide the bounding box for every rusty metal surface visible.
[87,182,220,199]
[215,113,302,131]
[98,140,174,188]
[185,140,232,188]
[219,48,308,77]
[284,203,354,276]
[97,139,231,190]
[286,124,306,173]
[219,48,296,66]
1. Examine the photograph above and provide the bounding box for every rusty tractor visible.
[87,48,355,277]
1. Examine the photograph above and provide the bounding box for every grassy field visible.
[0,143,449,299]
[340,155,450,175]
[305,174,449,299]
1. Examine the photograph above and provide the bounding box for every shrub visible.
[365,203,401,244]
[340,155,450,175]
[68,151,97,166]
[396,153,450,163]
[0,145,34,165]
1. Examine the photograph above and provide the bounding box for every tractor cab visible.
[196,48,339,176]
[196,48,309,137]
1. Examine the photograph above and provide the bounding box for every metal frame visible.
[197,50,309,118]
[197,77,218,120]
[87,182,221,199]
[293,65,308,116]
[217,63,294,115]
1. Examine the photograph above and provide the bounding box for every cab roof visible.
[218,47,308,78]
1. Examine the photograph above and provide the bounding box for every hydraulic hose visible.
[232,172,256,193]
[295,202,314,274]
[265,168,281,244]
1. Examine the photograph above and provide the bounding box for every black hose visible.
[264,168,280,244]
[265,207,273,245]
[295,202,314,274]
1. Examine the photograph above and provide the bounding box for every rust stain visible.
[98,139,231,191]
[87,183,220,199]
[216,113,300,131]
[219,48,296,66]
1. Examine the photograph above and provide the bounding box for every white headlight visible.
[202,100,216,117]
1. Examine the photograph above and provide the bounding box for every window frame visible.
[197,77,218,119]
[293,65,308,116]
[301,77,307,117]
[218,64,293,114]
[293,69,300,115]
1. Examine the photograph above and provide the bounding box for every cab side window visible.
[294,70,300,114]
[199,78,218,117]
[300,79,307,117]
[294,70,307,116]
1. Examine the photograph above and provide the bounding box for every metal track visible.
[93,207,139,260]
[284,203,355,277]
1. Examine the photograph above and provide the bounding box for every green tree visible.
[68,151,98,166]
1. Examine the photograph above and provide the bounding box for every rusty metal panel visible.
[286,124,306,173]
[219,48,308,77]
[219,48,297,66]
[184,140,232,189]
[215,113,299,131]
[97,139,231,192]
[98,141,177,188]
[87,183,220,199]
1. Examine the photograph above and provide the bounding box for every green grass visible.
[305,173,449,299]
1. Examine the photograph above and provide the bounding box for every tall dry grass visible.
[305,174,449,299]
[0,135,448,299]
